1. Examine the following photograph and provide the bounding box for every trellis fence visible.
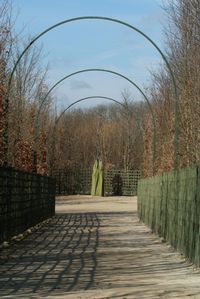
[104,169,140,196]
[0,166,55,243]
[54,168,140,196]
[138,166,200,266]
[53,168,92,195]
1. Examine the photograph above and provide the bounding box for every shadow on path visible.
[0,213,100,297]
[1,209,200,298]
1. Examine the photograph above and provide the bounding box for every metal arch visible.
[55,96,125,125]
[37,69,153,115]
[33,68,157,174]
[49,95,144,174]
[55,96,143,148]
[5,16,179,169]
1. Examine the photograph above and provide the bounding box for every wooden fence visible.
[0,166,55,243]
[138,166,200,266]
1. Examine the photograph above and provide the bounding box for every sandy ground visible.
[55,195,137,213]
[1,196,200,299]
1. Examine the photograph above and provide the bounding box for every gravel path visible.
[0,196,200,298]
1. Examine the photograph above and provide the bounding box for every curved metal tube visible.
[55,96,143,150]
[33,68,156,173]
[5,16,179,169]
[49,96,144,173]
[56,96,125,124]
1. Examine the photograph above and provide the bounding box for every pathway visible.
[1,196,200,298]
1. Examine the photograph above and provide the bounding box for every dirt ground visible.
[56,195,137,213]
[1,196,200,298]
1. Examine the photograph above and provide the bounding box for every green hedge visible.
[138,166,200,266]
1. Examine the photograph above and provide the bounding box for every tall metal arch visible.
[5,16,179,169]
[56,96,125,124]
[33,68,156,173]
[48,96,144,174]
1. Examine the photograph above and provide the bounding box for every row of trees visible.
[0,0,199,177]
[144,0,200,176]
[0,0,52,174]
[53,94,143,172]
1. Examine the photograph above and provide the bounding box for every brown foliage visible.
[0,0,199,177]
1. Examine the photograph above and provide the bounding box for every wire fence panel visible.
[53,168,92,195]
[0,166,55,243]
[104,169,140,196]
[138,166,200,266]
[54,168,140,196]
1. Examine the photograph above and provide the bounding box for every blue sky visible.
[13,0,167,109]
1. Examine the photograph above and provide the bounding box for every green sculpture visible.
[91,159,104,196]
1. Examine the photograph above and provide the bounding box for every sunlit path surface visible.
[1,196,200,298]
